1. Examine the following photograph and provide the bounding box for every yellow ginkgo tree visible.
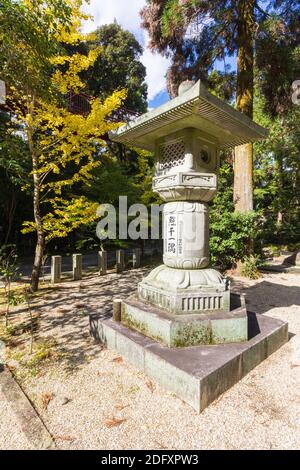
[4,0,126,291]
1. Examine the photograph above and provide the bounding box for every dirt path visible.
[1,269,300,450]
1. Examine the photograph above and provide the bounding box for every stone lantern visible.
[110,80,267,347]
[140,125,227,315]
[93,80,288,413]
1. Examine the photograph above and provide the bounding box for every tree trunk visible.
[275,120,285,226]
[27,103,45,292]
[30,155,45,292]
[4,192,16,244]
[31,229,45,292]
[275,154,284,226]
[234,0,255,213]
[234,143,253,211]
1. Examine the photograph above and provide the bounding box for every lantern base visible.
[90,308,288,412]
[138,265,230,315]
[121,294,247,348]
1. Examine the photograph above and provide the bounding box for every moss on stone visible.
[172,323,212,347]
[121,310,166,345]
[121,311,147,334]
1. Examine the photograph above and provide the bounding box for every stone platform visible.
[90,310,288,413]
[122,294,247,347]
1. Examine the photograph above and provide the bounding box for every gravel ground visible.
[1,268,300,450]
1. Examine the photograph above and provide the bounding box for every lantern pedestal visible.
[121,294,247,348]
[138,266,230,315]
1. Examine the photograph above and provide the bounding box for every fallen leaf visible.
[41,392,54,410]
[145,379,155,393]
[112,356,123,363]
[115,404,129,411]
[105,417,127,428]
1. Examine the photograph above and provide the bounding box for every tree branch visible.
[254,1,271,18]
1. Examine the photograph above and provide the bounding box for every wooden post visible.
[132,248,141,268]
[0,340,5,371]
[113,299,122,323]
[116,249,125,273]
[241,293,247,309]
[51,256,61,284]
[98,250,107,276]
[72,254,82,281]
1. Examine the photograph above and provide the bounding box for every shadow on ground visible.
[231,277,300,314]
[4,267,299,375]
[9,268,151,374]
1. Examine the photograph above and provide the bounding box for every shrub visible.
[210,210,261,269]
[209,160,263,270]
[240,256,260,279]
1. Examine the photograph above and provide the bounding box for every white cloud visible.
[141,31,171,101]
[82,0,144,34]
[82,0,170,103]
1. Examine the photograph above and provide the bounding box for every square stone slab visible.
[122,295,247,347]
[90,311,288,413]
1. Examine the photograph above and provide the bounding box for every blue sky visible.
[82,0,238,109]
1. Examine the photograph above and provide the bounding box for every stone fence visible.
[50,248,145,284]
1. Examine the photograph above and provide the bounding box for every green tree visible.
[254,12,300,244]
[256,12,300,117]
[78,148,159,252]
[0,110,31,244]
[84,23,149,170]
[254,99,300,245]
[85,23,148,114]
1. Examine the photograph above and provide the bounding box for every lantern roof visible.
[109,80,268,151]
